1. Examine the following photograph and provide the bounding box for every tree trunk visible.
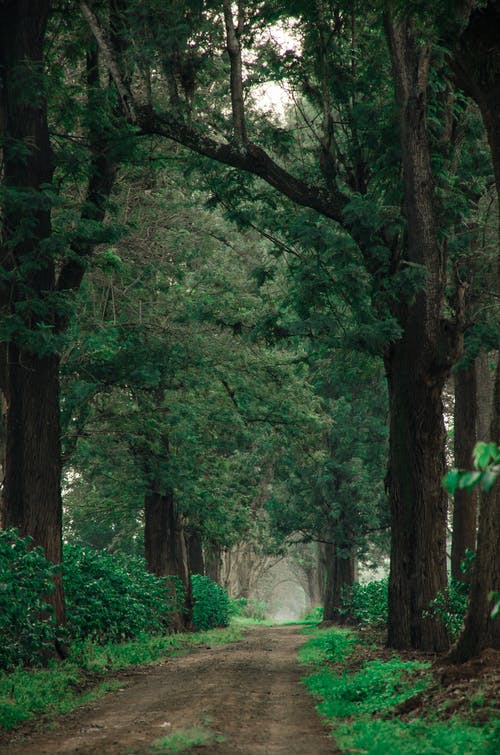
[144,488,192,628]
[384,17,453,651]
[323,543,356,622]
[187,529,205,575]
[448,362,500,661]
[451,362,478,582]
[446,1,500,661]
[0,1,66,625]
[205,542,223,584]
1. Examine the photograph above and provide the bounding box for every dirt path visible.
[1,625,338,754]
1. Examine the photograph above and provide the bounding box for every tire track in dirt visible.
[1,625,337,754]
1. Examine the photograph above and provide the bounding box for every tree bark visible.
[384,17,453,651]
[0,0,66,625]
[448,361,500,661]
[451,362,478,582]
[144,488,192,628]
[323,543,356,622]
[445,0,500,661]
[187,529,205,575]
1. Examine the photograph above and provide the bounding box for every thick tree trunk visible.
[451,362,478,582]
[144,488,192,628]
[385,348,449,650]
[384,18,454,651]
[323,543,356,622]
[0,1,66,625]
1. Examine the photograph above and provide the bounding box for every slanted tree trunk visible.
[323,543,356,622]
[144,487,192,628]
[384,17,456,651]
[451,362,478,582]
[0,0,66,625]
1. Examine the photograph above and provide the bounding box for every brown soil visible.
[0,625,338,755]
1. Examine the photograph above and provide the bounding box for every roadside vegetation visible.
[0,527,240,730]
[300,625,499,754]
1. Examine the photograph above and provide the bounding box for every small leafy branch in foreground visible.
[443,441,500,494]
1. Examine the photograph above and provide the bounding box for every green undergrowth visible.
[301,627,499,754]
[0,626,242,731]
[152,725,224,752]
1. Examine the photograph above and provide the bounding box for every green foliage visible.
[298,627,356,667]
[0,528,59,670]
[191,574,230,631]
[334,717,498,755]
[153,726,224,752]
[424,579,469,641]
[63,544,184,643]
[444,442,500,494]
[340,579,388,627]
[305,657,431,719]
[301,627,497,754]
[301,605,324,623]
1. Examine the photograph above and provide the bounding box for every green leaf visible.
[457,471,482,490]
[443,469,460,494]
[480,471,497,492]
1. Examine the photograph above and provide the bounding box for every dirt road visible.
[1,625,338,754]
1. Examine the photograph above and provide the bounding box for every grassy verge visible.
[300,626,499,754]
[0,626,243,731]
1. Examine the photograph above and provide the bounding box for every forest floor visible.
[0,624,338,754]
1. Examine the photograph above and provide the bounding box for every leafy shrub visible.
[424,579,469,640]
[340,578,388,626]
[0,528,59,669]
[63,544,183,642]
[302,605,324,623]
[191,574,230,631]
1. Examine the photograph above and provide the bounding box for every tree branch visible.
[222,0,247,146]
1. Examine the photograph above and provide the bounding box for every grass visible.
[0,626,243,731]
[300,627,499,754]
[152,725,224,752]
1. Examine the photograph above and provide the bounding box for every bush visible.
[302,605,324,623]
[0,528,59,669]
[63,544,184,642]
[340,579,388,626]
[191,574,230,631]
[424,579,469,640]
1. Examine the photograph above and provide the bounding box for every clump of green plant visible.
[153,725,224,752]
[301,605,324,623]
[63,544,184,642]
[424,578,469,641]
[299,627,356,667]
[0,528,59,669]
[191,574,230,631]
[339,578,388,626]
[305,657,431,719]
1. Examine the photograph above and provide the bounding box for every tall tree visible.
[0,1,124,625]
[0,0,64,622]
[81,0,480,649]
